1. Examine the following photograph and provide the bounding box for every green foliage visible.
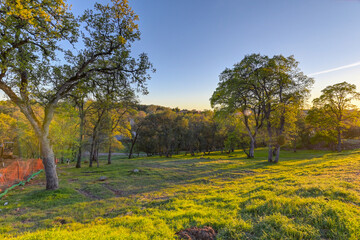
[0,113,16,140]
[276,134,286,146]
[211,54,314,161]
[1,0,154,188]
[224,132,251,157]
[128,108,224,157]
[50,103,79,160]
[224,132,241,152]
[307,82,360,151]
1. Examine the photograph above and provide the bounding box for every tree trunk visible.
[90,139,100,167]
[293,136,297,153]
[96,141,100,168]
[274,145,280,163]
[89,138,95,167]
[107,141,112,164]
[274,111,286,162]
[128,140,135,159]
[76,146,82,168]
[337,130,342,152]
[89,108,105,166]
[89,126,99,167]
[244,116,257,159]
[39,104,59,190]
[128,134,138,159]
[76,108,85,168]
[249,137,255,158]
[40,136,58,190]
[267,122,273,162]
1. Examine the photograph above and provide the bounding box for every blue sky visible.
[69,0,360,109]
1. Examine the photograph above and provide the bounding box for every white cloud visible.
[309,61,360,76]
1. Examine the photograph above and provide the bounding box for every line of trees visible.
[1,77,360,185]
[2,92,360,165]
[125,108,224,158]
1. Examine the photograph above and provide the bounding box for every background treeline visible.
[1,96,360,166]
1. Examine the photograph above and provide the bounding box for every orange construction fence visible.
[0,159,44,190]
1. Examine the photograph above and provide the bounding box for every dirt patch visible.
[53,218,67,225]
[102,184,126,197]
[68,178,78,182]
[81,171,107,174]
[153,196,169,200]
[141,163,164,168]
[238,170,256,174]
[176,226,217,240]
[76,188,101,200]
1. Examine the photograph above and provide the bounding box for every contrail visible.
[309,61,360,76]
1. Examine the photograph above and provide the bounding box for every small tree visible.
[106,104,133,164]
[50,102,79,163]
[309,82,360,152]
[127,110,147,159]
[284,106,307,152]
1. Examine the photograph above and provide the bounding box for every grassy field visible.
[1,149,360,239]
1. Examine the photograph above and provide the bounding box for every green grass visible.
[1,149,360,239]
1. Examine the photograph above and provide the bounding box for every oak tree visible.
[309,82,360,152]
[0,0,153,189]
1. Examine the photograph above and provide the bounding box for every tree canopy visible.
[0,0,153,189]
[211,54,313,162]
[308,81,360,152]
